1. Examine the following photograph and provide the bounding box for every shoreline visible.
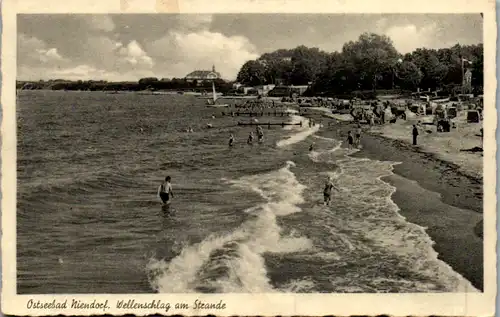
[358,132,483,213]
[305,108,483,211]
[370,118,483,180]
[382,173,483,291]
[315,121,483,291]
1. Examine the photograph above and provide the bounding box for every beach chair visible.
[467,110,480,123]
[447,107,457,119]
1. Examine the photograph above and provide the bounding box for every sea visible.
[16,90,477,294]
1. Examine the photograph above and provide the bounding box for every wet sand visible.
[318,122,483,291]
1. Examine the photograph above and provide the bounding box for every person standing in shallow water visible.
[257,126,264,143]
[247,132,254,145]
[158,176,174,205]
[228,134,234,147]
[412,124,419,145]
[347,131,354,149]
[355,124,362,148]
[323,177,339,206]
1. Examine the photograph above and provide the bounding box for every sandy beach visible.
[371,111,483,179]
[314,118,483,290]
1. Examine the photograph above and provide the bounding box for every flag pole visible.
[461,58,464,94]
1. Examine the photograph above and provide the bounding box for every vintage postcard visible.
[1,0,497,315]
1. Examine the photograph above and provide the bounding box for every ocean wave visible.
[17,169,145,204]
[309,136,342,162]
[306,135,478,292]
[276,115,320,148]
[146,161,312,293]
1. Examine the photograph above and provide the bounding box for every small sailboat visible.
[206,81,229,108]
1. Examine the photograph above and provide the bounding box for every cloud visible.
[84,36,154,72]
[18,33,69,65]
[374,19,460,54]
[82,15,115,32]
[384,23,438,53]
[148,30,258,79]
[36,48,64,62]
[18,32,155,81]
[18,63,156,81]
[375,18,389,31]
[18,33,45,52]
[52,64,110,79]
[178,14,213,31]
[117,40,154,68]
[50,64,154,81]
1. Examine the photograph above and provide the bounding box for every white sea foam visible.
[281,277,317,292]
[309,136,342,162]
[276,113,320,148]
[308,135,478,292]
[147,130,479,293]
[147,160,312,293]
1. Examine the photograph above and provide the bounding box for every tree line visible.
[17,77,234,94]
[236,33,483,96]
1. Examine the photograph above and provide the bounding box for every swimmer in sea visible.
[309,142,315,151]
[354,124,362,148]
[247,132,254,145]
[323,177,339,206]
[229,134,234,147]
[158,176,174,205]
[257,126,264,143]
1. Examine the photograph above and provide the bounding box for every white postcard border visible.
[2,0,497,316]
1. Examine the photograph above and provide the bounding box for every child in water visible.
[323,177,339,206]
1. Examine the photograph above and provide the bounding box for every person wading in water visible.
[355,124,362,148]
[347,131,354,149]
[323,177,340,206]
[256,126,264,143]
[158,176,174,206]
[247,132,254,145]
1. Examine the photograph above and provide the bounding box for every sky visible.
[17,14,482,81]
